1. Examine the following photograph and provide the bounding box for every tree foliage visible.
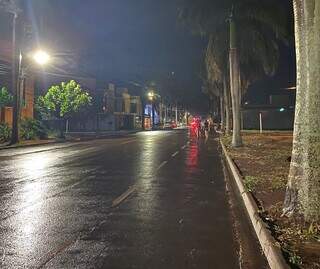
[0,123,11,142]
[20,118,48,140]
[0,87,13,108]
[38,80,92,120]
[179,0,290,96]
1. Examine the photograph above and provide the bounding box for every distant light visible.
[244,101,249,105]
[148,91,154,100]
[279,108,285,112]
[33,50,50,65]
[283,86,296,90]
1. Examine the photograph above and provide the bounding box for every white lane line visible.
[181,145,187,150]
[120,139,137,145]
[171,151,179,157]
[156,161,168,171]
[112,185,136,207]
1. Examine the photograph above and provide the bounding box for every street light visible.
[12,49,50,144]
[32,50,50,66]
[147,90,162,130]
[148,91,154,100]
[147,91,155,129]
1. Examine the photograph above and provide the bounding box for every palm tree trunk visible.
[283,0,320,221]
[229,12,242,147]
[223,75,231,134]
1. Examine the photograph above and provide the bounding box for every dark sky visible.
[26,0,209,113]
[3,1,295,112]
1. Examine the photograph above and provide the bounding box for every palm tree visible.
[205,36,229,132]
[283,0,320,221]
[179,0,288,146]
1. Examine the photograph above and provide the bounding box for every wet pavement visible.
[0,130,263,268]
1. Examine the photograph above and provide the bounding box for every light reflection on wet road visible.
[0,130,245,268]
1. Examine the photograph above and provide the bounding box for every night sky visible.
[4,1,295,113]
[25,0,208,113]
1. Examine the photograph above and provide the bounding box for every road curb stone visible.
[0,131,140,151]
[220,140,290,269]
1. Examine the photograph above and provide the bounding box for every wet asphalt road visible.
[0,130,244,268]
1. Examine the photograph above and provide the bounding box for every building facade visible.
[67,83,143,132]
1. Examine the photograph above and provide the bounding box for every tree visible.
[179,0,289,146]
[205,34,231,134]
[283,0,320,221]
[0,87,13,108]
[38,80,92,137]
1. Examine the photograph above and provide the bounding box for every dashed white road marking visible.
[120,139,137,145]
[171,151,179,157]
[156,161,168,171]
[112,185,137,207]
[181,145,187,150]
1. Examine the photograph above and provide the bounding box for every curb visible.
[220,140,290,269]
[0,140,60,151]
[0,131,139,151]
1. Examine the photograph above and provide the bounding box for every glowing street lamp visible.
[32,50,50,65]
[11,49,50,144]
[148,91,154,100]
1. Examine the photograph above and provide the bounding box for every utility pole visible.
[11,12,18,144]
[175,102,178,124]
[0,0,22,144]
[151,99,155,129]
[164,105,168,123]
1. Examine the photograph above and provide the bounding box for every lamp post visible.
[13,49,50,144]
[0,0,22,144]
[1,1,51,144]
[147,90,162,130]
[148,91,155,129]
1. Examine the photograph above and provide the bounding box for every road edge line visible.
[220,140,290,269]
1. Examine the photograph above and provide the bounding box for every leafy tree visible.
[20,118,47,140]
[0,87,13,143]
[283,0,320,221]
[0,87,13,108]
[179,0,289,146]
[0,123,11,142]
[38,80,92,137]
[204,35,230,133]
